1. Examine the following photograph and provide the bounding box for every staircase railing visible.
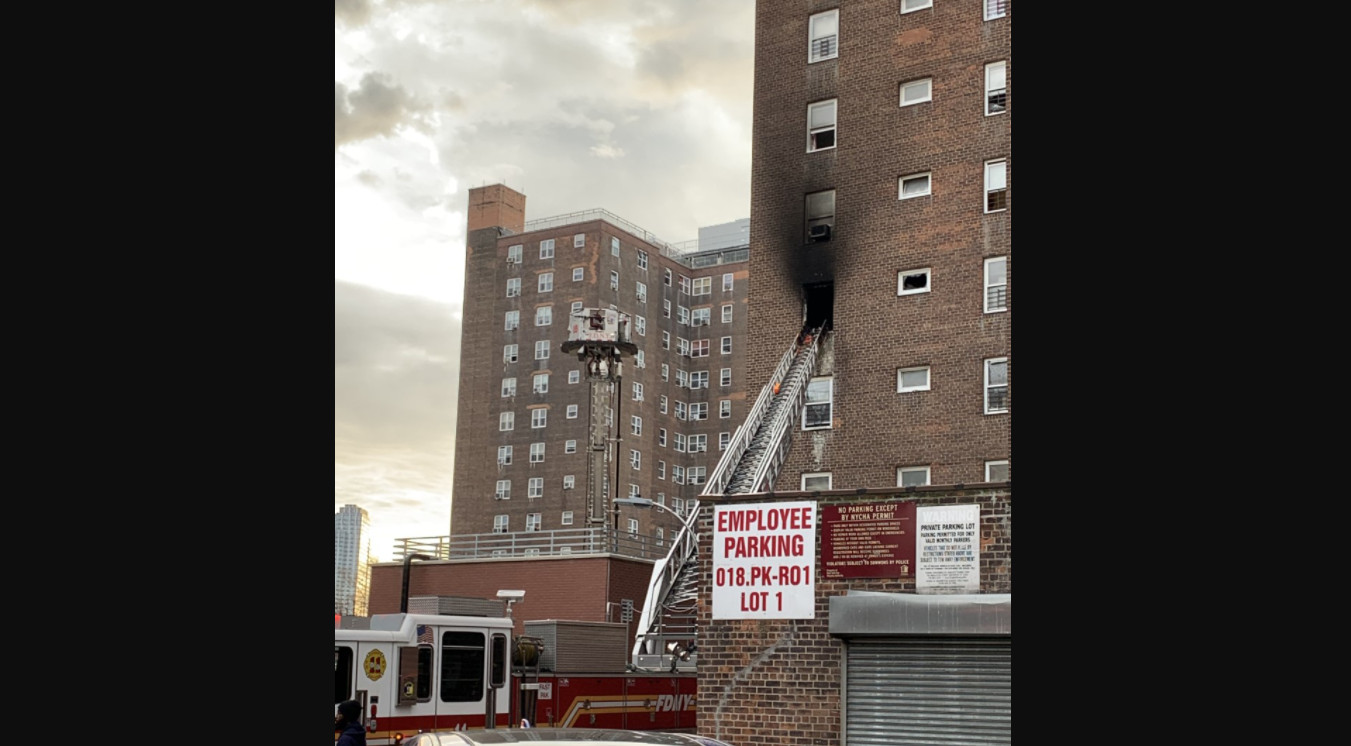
[744,332,820,493]
[630,497,702,671]
[703,345,796,497]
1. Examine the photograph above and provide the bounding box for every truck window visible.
[334,646,354,704]
[440,631,486,702]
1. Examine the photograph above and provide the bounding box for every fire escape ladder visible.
[630,497,701,672]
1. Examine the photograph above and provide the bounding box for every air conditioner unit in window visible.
[808,224,832,242]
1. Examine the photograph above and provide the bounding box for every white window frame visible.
[631,415,643,436]
[535,341,550,360]
[688,466,706,485]
[563,475,575,489]
[690,403,708,421]
[689,434,707,452]
[635,316,646,336]
[692,277,712,296]
[898,267,931,295]
[633,382,644,401]
[898,466,931,487]
[638,251,648,270]
[526,513,542,532]
[985,159,1008,213]
[692,308,711,326]
[533,373,549,394]
[808,9,839,63]
[504,345,518,363]
[661,363,669,382]
[538,272,553,293]
[900,78,932,107]
[531,409,547,429]
[690,371,709,389]
[662,331,670,350]
[636,282,647,303]
[565,439,577,453]
[663,299,671,318]
[628,518,639,537]
[530,442,545,463]
[985,357,1009,414]
[986,61,1007,115]
[562,510,574,525]
[630,449,641,469]
[720,368,732,387]
[807,99,838,153]
[507,244,523,264]
[899,172,932,200]
[897,366,931,393]
[636,350,645,368]
[722,273,734,291]
[677,306,689,325]
[674,433,686,452]
[494,515,509,533]
[657,461,666,479]
[609,236,618,254]
[985,256,1008,313]
[569,370,580,384]
[578,233,588,249]
[680,276,691,295]
[720,399,731,418]
[496,479,511,500]
[658,428,667,447]
[499,412,514,431]
[722,304,733,323]
[502,377,516,397]
[504,310,519,331]
[664,268,672,286]
[901,0,933,13]
[506,278,521,297]
[660,395,668,414]
[802,472,832,491]
[497,445,512,465]
[528,477,543,498]
[719,432,730,450]
[690,339,708,358]
[986,459,1009,482]
[721,336,732,354]
[672,465,685,484]
[803,376,833,430]
[534,306,551,326]
[986,0,1007,22]
[566,404,578,419]
[539,239,555,259]
[610,271,619,290]
[572,267,584,282]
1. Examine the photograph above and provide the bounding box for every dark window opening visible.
[902,273,928,292]
[804,282,833,333]
[335,646,354,704]
[440,631,486,703]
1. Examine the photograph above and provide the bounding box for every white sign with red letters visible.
[712,501,817,619]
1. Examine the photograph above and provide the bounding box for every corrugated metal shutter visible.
[845,637,1010,745]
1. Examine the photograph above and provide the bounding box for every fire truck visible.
[335,611,697,744]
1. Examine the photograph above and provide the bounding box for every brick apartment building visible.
[453,184,751,545]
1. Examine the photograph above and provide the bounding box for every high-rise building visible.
[334,504,373,617]
[452,185,750,543]
[746,0,1010,491]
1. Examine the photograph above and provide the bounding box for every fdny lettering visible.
[717,506,813,533]
[656,694,696,712]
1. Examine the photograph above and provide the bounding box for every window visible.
[533,373,549,394]
[530,442,545,462]
[722,273,733,291]
[689,466,706,485]
[531,409,547,428]
[662,332,670,350]
[690,403,708,421]
[803,377,833,429]
[656,527,664,546]
[802,472,831,491]
[569,370,580,384]
[535,341,550,360]
[572,267,584,282]
[722,304,733,323]
[562,510,574,525]
[898,267,931,295]
[497,445,512,465]
[809,9,838,62]
[565,439,577,453]
[538,273,553,293]
[579,233,589,249]
[563,475,575,489]
[985,358,1009,413]
[631,316,645,336]
[720,368,732,387]
[633,382,644,401]
[690,371,709,389]
[986,460,1009,482]
[535,306,552,326]
[807,99,837,152]
[507,244,523,263]
[672,497,685,517]
[504,344,518,363]
[897,366,931,392]
[672,465,685,484]
[499,412,514,431]
[900,78,932,107]
[494,515,509,533]
[630,449,641,469]
[636,282,647,303]
[658,428,667,447]
[677,306,689,325]
[526,513,542,532]
[610,271,619,291]
[631,415,643,436]
[720,399,731,418]
[502,377,516,397]
[570,301,583,316]
[675,401,687,420]
[659,396,668,414]
[721,336,732,354]
[692,277,711,296]
[664,268,672,286]
[720,432,730,450]
[691,308,711,326]
[985,159,1008,212]
[628,518,639,537]
[675,370,688,388]
[661,364,669,382]
[638,251,648,270]
[677,338,689,357]
[680,276,691,295]
[986,61,1007,115]
[540,239,555,259]
[674,433,687,452]
[636,350,645,368]
[663,299,671,318]
[609,236,618,254]
[806,189,835,241]
[504,310,519,331]
[986,0,1007,20]
[899,172,932,199]
[506,278,521,297]
[567,404,578,419]
[901,0,932,13]
[496,480,511,500]
[528,477,543,498]
[690,339,709,357]
[898,466,930,487]
[985,257,1008,312]
[689,434,707,452]
[657,461,666,479]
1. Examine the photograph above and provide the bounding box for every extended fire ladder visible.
[630,328,823,672]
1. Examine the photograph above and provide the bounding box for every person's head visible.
[337,700,362,725]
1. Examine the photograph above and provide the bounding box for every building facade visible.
[453,185,750,545]
[334,504,374,616]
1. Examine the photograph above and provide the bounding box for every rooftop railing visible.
[521,209,749,267]
[388,526,671,563]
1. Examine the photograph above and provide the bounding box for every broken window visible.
[805,189,835,242]
[898,268,931,295]
[807,99,837,152]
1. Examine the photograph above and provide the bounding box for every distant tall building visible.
[334,504,373,616]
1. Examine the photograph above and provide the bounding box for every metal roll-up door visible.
[845,636,1010,745]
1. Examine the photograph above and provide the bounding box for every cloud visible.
[335,72,426,149]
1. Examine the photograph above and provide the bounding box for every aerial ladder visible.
[628,325,825,672]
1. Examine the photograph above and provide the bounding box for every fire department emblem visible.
[363,649,387,681]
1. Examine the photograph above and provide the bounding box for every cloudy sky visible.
[335,0,756,561]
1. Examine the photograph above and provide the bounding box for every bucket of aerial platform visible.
[561,308,638,357]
